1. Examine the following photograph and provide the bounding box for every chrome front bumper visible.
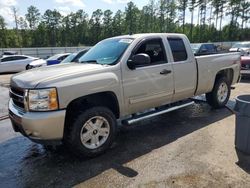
[9,99,66,143]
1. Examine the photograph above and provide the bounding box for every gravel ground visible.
[0,74,250,188]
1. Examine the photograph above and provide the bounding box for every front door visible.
[122,37,174,114]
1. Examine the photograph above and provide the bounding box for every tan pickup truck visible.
[9,33,241,157]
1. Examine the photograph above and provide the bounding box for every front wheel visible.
[65,106,117,157]
[206,77,231,108]
[26,64,32,70]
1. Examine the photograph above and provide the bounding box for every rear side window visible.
[168,38,188,62]
[2,57,15,62]
[1,56,27,62]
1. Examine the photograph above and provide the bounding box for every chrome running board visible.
[122,101,194,125]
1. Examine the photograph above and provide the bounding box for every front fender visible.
[56,71,122,110]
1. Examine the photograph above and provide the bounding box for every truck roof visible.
[110,33,187,40]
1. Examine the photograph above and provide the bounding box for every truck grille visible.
[9,87,25,110]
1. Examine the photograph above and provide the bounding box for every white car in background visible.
[0,55,39,73]
[229,42,250,56]
[26,59,46,70]
[27,53,70,69]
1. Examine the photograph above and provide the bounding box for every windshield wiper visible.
[80,60,98,64]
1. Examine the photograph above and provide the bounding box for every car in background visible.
[27,49,90,69]
[0,55,39,73]
[26,59,47,70]
[229,42,250,56]
[191,43,218,56]
[60,48,90,64]
[1,51,18,58]
[46,53,70,65]
[241,56,250,76]
[27,53,70,69]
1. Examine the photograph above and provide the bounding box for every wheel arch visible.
[215,68,234,86]
[63,91,120,137]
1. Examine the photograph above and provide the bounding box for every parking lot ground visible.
[0,73,12,87]
[0,73,13,117]
[0,77,250,188]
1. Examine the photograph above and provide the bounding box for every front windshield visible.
[232,42,250,48]
[61,53,76,64]
[79,38,133,65]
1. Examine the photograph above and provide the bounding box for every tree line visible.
[0,0,250,48]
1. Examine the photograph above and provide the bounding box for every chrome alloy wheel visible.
[80,116,110,149]
[217,82,228,103]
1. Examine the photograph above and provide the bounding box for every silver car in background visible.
[0,55,39,73]
[229,42,250,56]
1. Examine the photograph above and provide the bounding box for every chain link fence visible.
[0,46,91,59]
[0,42,242,59]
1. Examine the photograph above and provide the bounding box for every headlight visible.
[27,88,59,111]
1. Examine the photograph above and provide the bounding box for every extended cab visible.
[9,33,241,157]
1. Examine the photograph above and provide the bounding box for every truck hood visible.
[11,63,108,88]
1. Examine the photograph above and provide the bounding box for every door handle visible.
[160,69,172,75]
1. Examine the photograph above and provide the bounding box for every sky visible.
[0,0,148,27]
[0,0,230,29]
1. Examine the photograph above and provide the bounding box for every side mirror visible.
[127,53,151,70]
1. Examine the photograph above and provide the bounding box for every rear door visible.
[122,37,174,114]
[0,56,16,72]
[167,37,197,102]
[0,56,29,72]
[15,56,29,71]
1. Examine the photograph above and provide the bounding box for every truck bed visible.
[195,52,241,96]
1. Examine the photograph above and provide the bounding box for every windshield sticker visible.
[119,39,133,44]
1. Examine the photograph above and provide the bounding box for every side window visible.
[167,38,188,62]
[1,56,27,62]
[1,57,14,62]
[14,56,28,60]
[134,38,167,66]
[59,55,68,61]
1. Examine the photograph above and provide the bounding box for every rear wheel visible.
[206,77,231,108]
[65,106,117,157]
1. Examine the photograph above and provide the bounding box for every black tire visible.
[65,106,117,157]
[26,65,32,70]
[206,77,231,108]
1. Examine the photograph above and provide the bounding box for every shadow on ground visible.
[0,72,16,75]
[236,148,250,174]
[0,103,233,188]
